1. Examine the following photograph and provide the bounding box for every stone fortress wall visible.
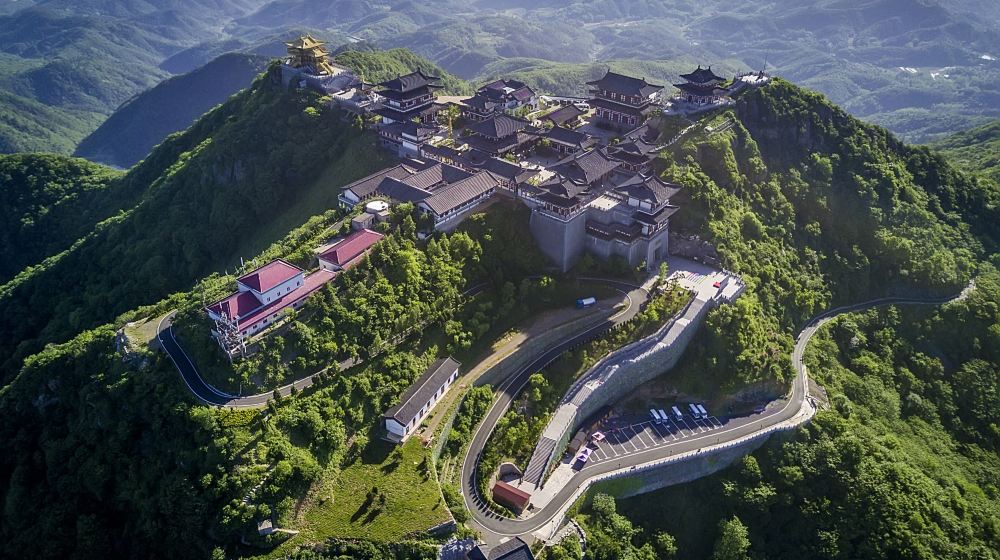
[529,209,587,273]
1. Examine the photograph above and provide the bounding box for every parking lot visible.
[582,414,727,467]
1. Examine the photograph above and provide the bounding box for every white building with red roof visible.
[205,259,334,346]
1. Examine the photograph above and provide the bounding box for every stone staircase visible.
[523,436,558,487]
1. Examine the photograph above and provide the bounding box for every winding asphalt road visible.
[157,279,616,408]
[460,286,971,539]
[157,283,494,408]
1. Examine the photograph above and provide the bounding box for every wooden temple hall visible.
[374,69,445,124]
[672,65,731,104]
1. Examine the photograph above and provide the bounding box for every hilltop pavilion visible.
[284,35,337,76]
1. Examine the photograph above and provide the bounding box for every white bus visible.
[697,404,709,418]
[671,406,683,421]
[658,410,670,424]
[688,403,700,418]
[650,409,662,423]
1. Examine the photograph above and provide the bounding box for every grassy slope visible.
[289,438,450,547]
[0,1,267,154]
[929,118,1000,183]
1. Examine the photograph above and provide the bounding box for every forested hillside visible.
[0,199,545,558]
[0,64,392,384]
[557,80,1000,559]
[0,154,125,283]
[588,264,1000,559]
[74,53,271,168]
[931,118,1000,182]
[0,1,268,153]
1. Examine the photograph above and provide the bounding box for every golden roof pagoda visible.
[285,35,336,76]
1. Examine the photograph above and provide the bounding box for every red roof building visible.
[492,480,531,513]
[205,290,262,322]
[232,269,334,334]
[237,259,303,294]
[205,258,335,346]
[318,228,384,271]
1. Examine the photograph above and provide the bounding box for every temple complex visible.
[325,64,752,272]
[587,70,663,128]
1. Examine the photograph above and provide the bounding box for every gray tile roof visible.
[376,177,432,203]
[542,104,585,126]
[480,157,537,183]
[546,125,593,147]
[421,171,499,215]
[634,204,680,225]
[405,162,473,190]
[342,164,415,199]
[587,70,663,97]
[615,173,683,205]
[679,65,726,84]
[470,114,529,139]
[550,148,621,185]
[379,69,443,93]
[537,174,589,206]
[383,357,461,425]
[489,537,534,560]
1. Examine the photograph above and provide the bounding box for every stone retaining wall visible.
[538,296,715,479]
[589,434,768,500]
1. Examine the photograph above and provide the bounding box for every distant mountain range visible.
[74,53,270,168]
[1,0,998,157]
